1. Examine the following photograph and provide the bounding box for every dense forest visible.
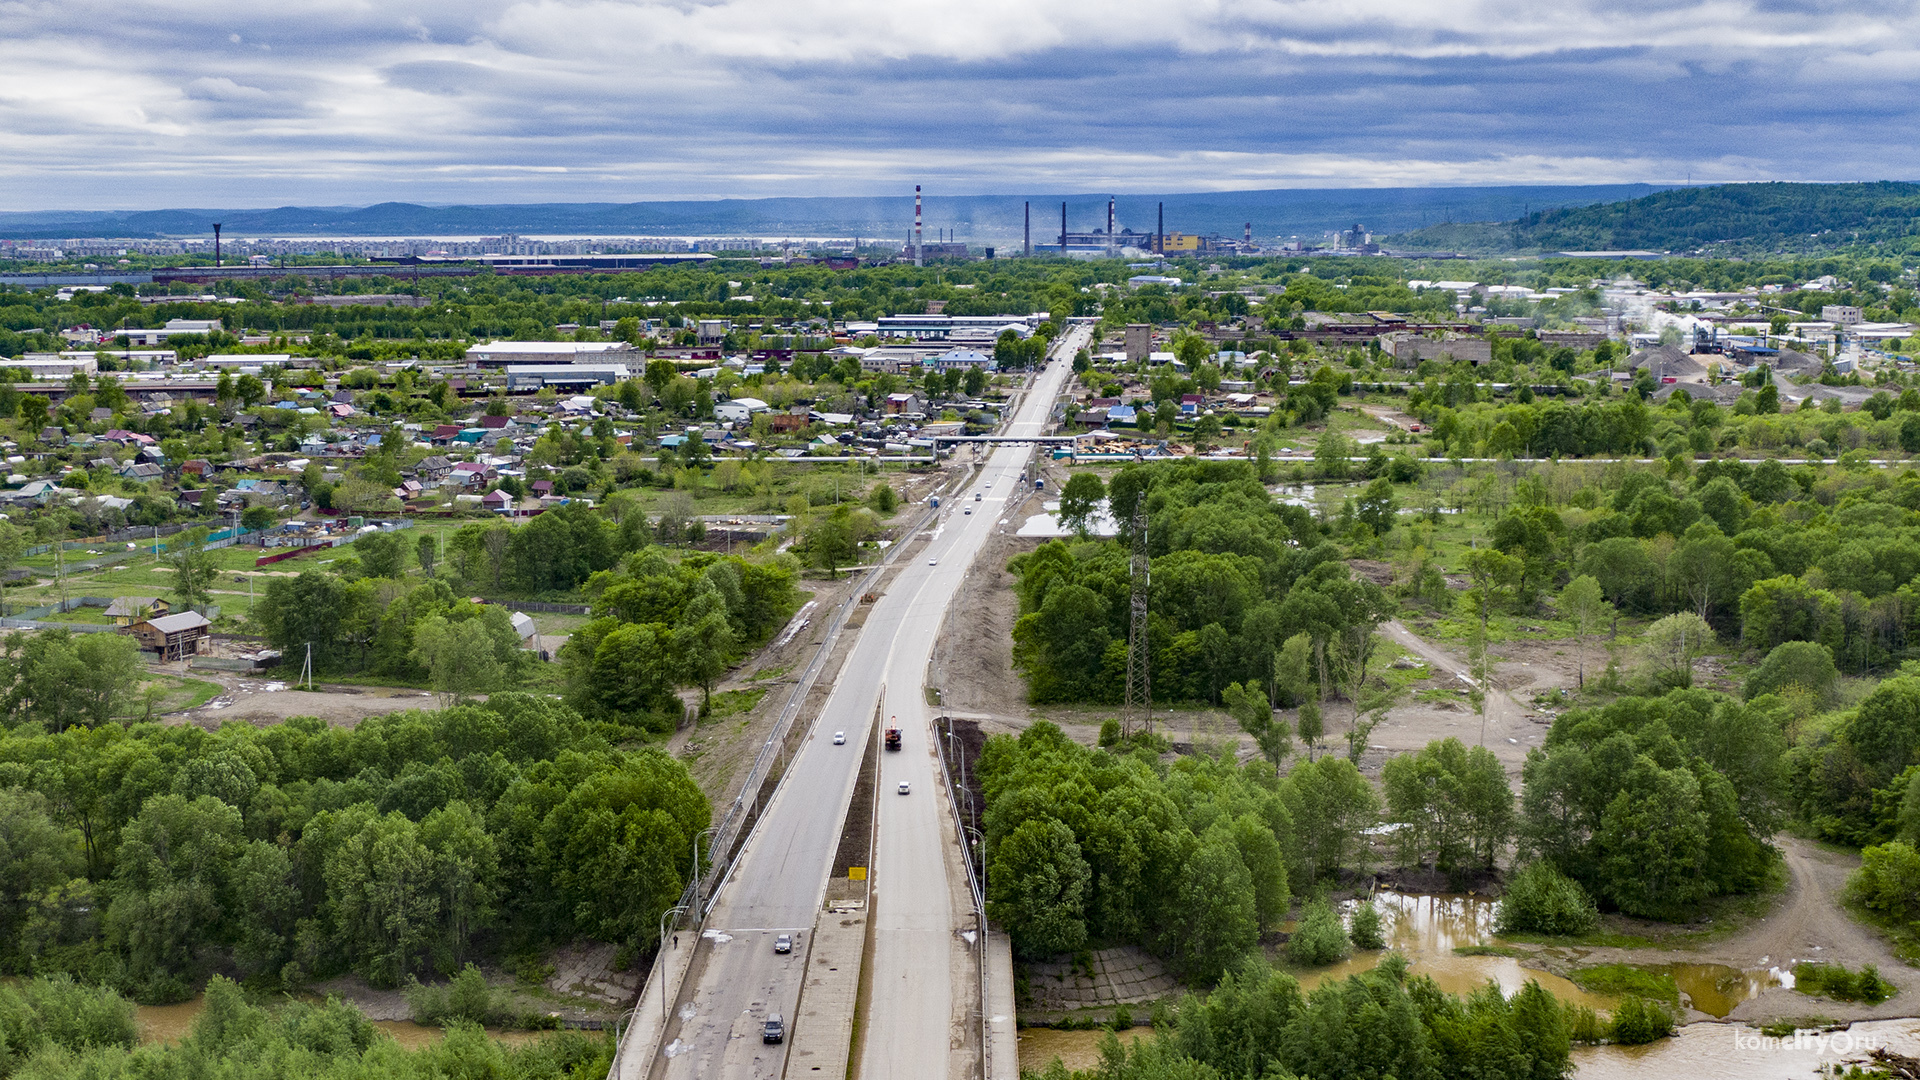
[1386,181,1920,256]
[0,693,708,1003]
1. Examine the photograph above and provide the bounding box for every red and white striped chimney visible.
[914,185,923,267]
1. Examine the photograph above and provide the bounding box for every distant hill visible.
[0,184,1666,243]
[1382,182,1920,255]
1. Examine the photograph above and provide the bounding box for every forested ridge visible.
[1386,181,1920,255]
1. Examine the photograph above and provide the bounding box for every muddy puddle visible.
[138,994,548,1049]
[1572,1018,1920,1078]
[1025,1019,1920,1078]
[1664,962,1791,1018]
[1016,1027,1148,1073]
[1018,891,1789,1075]
[1289,893,1615,1011]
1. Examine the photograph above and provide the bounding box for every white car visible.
[928,559,938,566]
[833,731,846,745]
[897,781,911,795]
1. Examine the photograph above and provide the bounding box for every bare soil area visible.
[1502,837,1920,1025]
[932,510,1047,723]
[170,668,440,728]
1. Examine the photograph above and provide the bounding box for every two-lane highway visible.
[648,326,1084,1080]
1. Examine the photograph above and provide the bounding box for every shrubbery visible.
[1608,995,1676,1044]
[1793,962,1896,1004]
[1347,900,1385,950]
[1497,861,1599,936]
[1287,901,1352,966]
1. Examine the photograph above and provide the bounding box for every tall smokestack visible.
[1061,202,1067,254]
[1024,202,1030,257]
[914,185,923,267]
[1107,198,1115,253]
[213,223,223,268]
[1245,222,1252,248]
[1157,203,1163,255]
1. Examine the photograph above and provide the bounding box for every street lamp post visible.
[659,903,688,1024]
[690,826,718,912]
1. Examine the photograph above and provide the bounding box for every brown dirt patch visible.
[928,481,1050,723]
[172,670,440,728]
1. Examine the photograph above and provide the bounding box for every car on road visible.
[898,781,911,795]
[928,559,937,566]
[763,1014,785,1044]
[974,492,982,501]
[963,508,971,515]
[833,731,845,745]
[774,933,792,954]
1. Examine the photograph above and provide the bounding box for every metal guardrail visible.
[603,498,942,1080]
[935,717,990,1080]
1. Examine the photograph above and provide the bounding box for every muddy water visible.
[1572,1018,1920,1078]
[1017,893,1796,1075]
[1665,962,1790,1019]
[1016,1027,1148,1073]
[137,995,546,1049]
[1289,893,1615,1011]
[1025,1020,1920,1078]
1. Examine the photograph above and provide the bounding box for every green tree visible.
[1057,472,1106,536]
[1280,755,1378,883]
[1169,830,1259,982]
[1287,899,1351,965]
[410,616,506,705]
[355,530,409,579]
[1222,681,1291,775]
[1744,640,1838,705]
[987,818,1090,959]
[1642,612,1714,689]
[1558,575,1608,689]
[416,531,438,577]
[318,807,443,987]
[167,527,220,612]
[1313,429,1353,480]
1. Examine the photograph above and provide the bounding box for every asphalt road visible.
[653,327,1084,1080]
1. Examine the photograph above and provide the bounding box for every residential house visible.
[126,611,211,660]
[105,596,169,626]
[884,393,926,416]
[481,489,513,513]
[414,455,454,482]
[450,462,492,490]
[180,460,213,479]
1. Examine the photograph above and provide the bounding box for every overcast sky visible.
[1,0,1916,209]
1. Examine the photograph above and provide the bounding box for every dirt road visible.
[1375,619,1546,783]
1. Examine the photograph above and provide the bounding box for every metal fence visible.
[603,498,942,1080]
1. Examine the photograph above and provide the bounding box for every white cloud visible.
[0,0,1914,206]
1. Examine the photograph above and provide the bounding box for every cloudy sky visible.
[1,0,1915,208]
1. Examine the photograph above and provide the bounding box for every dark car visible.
[763,1014,785,1044]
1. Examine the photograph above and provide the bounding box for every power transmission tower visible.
[1123,494,1151,737]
